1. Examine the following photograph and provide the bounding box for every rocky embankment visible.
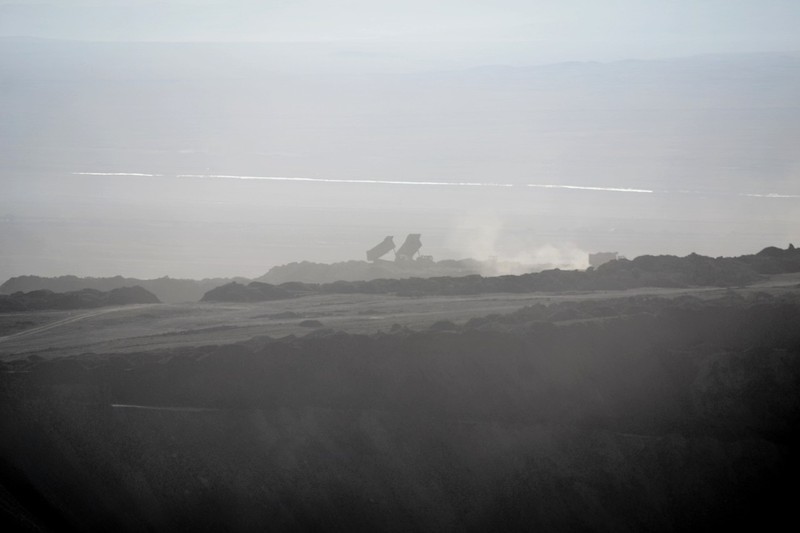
[2,292,798,531]
[0,286,160,312]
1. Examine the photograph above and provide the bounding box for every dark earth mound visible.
[201,281,293,302]
[0,275,249,304]
[0,286,160,312]
[2,293,798,531]
[256,258,488,284]
[203,245,800,302]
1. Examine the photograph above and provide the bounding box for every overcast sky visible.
[2,1,799,63]
[2,1,799,279]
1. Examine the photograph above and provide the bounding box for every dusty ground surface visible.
[2,273,799,359]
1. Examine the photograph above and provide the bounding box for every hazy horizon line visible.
[72,172,800,198]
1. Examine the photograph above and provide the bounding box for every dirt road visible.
[0,304,158,344]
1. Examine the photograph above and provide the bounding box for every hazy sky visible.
[2,1,799,63]
[1,1,799,279]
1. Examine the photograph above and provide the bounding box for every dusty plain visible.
[4,273,799,359]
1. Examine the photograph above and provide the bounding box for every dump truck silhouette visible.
[366,234,423,262]
[366,236,395,261]
[395,234,422,261]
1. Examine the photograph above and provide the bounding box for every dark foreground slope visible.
[1,293,799,531]
[0,286,159,312]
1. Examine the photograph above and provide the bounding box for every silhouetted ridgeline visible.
[255,259,559,284]
[0,275,249,303]
[201,281,293,302]
[0,286,160,312]
[1,293,798,531]
[204,245,800,302]
[258,258,501,284]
